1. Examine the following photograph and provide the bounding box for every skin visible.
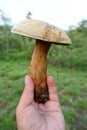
[16,75,66,130]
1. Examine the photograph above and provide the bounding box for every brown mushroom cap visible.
[11,19,71,45]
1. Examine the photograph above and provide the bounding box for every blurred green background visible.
[0,10,87,130]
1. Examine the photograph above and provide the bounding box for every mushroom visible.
[11,19,71,103]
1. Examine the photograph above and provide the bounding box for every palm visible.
[24,100,65,130]
[16,76,65,130]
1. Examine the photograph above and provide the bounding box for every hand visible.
[16,76,65,130]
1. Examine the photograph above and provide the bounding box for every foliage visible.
[26,11,32,19]
[0,9,12,25]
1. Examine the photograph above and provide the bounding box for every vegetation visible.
[0,11,87,130]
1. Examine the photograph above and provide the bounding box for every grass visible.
[0,59,87,130]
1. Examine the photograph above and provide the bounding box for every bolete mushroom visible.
[11,19,71,103]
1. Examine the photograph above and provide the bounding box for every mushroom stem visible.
[29,39,51,103]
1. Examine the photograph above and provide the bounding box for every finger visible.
[18,75,34,108]
[47,76,58,102]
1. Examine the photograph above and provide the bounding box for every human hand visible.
[16,75,65,130]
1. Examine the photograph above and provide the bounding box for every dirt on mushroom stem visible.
[29,39,51,103]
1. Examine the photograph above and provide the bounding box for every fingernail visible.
[48,76,54,82]
[25,75,30,84]
[25,75,34,88]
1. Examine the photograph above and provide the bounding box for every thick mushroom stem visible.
[29,39,51,103]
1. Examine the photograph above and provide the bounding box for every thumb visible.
[18,75,34,108]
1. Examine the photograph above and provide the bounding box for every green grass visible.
[0,59,87,130]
